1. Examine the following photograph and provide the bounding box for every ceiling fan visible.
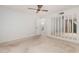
[28,5,48,13]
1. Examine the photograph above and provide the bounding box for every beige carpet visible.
[0,35,79,53]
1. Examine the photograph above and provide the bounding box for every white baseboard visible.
[0,34,40,43]
[47,35,79,44]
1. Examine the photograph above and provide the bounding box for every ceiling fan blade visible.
[28,5,48,13]
[41,10,48,12]
[28,8,37,10]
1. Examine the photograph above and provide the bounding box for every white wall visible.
[46,18,51,35]
[0,6,38,42]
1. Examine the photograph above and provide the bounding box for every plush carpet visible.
[0,35,79,53]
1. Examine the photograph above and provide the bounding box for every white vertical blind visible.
[64,16,66,38]
[72,16,74,40]
[60,16,62,36]
[54,17,56,36]
[58,16,59,36]
[67,16,69,33]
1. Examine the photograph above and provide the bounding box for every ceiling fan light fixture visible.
[28,5,48,13]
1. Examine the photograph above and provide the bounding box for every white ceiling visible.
[1,5,79,17]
